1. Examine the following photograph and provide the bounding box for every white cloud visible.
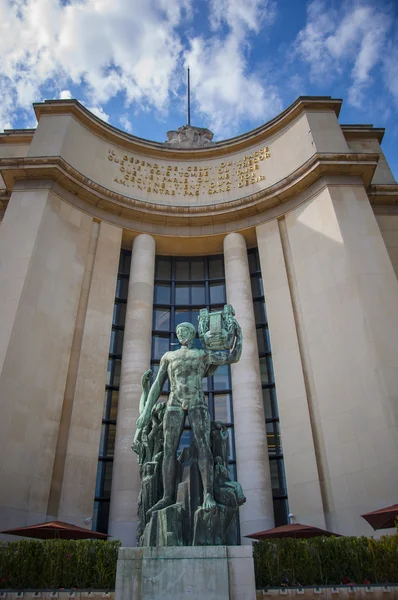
[382,38,398,107]
[119,115,134,133]
[295,0,393,108]
[0,0,192,131]
[86,106,110,123]
[208,0,276,34]
[185,0,281,137]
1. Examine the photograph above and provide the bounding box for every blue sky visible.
[1,0,397,178]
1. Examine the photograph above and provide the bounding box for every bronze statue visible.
[132,305,245,546]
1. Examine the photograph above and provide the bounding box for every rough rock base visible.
[115,545,256,600]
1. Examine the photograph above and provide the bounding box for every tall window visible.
[93,249,131,533]
[248,248,289,526]
[94,248,288,533]
[152,256,237,480]
[94,251,237,533]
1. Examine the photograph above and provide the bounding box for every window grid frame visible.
[248,248,289,526]
[94,251,131,532]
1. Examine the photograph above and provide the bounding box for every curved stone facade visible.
[0,96,398,545]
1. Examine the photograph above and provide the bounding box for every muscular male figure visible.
[135,321,242,513]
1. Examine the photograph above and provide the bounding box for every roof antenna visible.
[187,66,191,126]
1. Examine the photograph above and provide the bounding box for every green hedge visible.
[0,540,121,590]
[3,535,398,590]
[254,534,398,588]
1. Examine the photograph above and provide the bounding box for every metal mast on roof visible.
[187,66,191,126]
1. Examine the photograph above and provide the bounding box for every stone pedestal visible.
[115,545,256,600]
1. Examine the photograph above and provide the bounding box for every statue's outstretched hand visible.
[141,369,152,393]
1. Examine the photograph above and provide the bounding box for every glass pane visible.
[214,394,232,423]
[110,328,124,355]
[112,359,121,386]
[210,283,225,304]
[175,285,190,304]
[262,386,278,420]
[256,328,268,354]
[103,389,119,420]
[155,283,170,304]
[175,260,189,280]
[118,251,131,275]
[155,257,171,279]
[251,276,263,298]
[105,424,116,457]
[270,458,287,496]
[99,424,116,457]
[95,461,104,497]
[270,459,280,490]
[109,390,119,421]
[113,302,127,326]
[154,309,170,331]
[191,309,199,328]
[254,300,265,324]
[106,359,113,385]
[93,500,99,529]
[267,421,282,455]
[248,251,258,274]
[191,285,205,305]
[267,421,278,455]
[175,309,190,328]
[212,364,230,390]
[153,336,169,360]
[102,461,113,498]
[265,327,271,352]
[259,356,274,384]
[227,427,235,460]
[208,256,224,279]
[99,424,106,456]
[96,499,110,534]
[202,377,208,392]
[228,463,237,481]
[103,390,109,420]
[116,277,129,299]
[273,497,288,527]
[191,259,205,280]
[178,429,191,454]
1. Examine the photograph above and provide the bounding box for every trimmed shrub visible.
[254,534,398,588]
[0,540,121,590]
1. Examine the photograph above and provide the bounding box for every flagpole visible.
[187,67,191,126]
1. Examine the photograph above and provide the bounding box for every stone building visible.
[0,96,397,546]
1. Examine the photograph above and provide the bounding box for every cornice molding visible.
[341,125,385,143]
[0,152,378,227]
[31,96,343,160]
[367,184,398,204]
[0,130,35,145]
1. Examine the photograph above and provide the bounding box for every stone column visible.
[0,186,92,531]
[108,234,156,545]
[282,182,398,535]
[256,219,326,529]
[57,221,122,525]
[223,232,274,541]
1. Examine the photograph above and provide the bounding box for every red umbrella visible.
[246,523,342,540]
[361,504,398,530]
[0,520,107,540]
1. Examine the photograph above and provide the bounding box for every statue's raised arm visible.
[199,305,242,373]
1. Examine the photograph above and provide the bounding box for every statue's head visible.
[176,322,196,345]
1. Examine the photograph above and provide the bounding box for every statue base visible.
[115,545,256,600]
